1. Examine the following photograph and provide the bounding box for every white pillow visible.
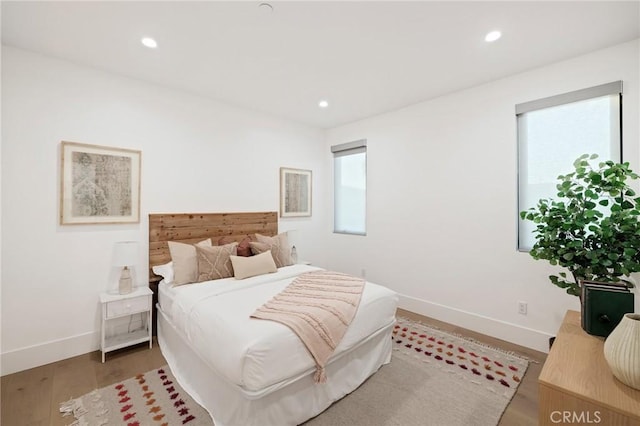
[152,261,174,284]
[168,238,212,286]
[230,250,277,280]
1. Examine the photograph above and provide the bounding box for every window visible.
[332,139,367,235]
[517,81,622,251]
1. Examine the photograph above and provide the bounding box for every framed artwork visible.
[60,141,141,225]
[280,167,312,217]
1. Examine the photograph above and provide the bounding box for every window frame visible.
[516,81,623,252]
[332,139,367,236]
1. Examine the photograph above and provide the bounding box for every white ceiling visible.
[2,1,639,128]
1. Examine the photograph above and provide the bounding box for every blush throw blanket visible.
[251,270,365,383]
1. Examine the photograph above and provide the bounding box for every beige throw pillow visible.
[168,239,212,286]
[196,242,238,282]
[230,250,277,280]
[251,233,293,267]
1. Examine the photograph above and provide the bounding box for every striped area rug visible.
[59,366,212,426]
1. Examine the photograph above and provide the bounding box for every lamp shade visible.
[112,241,139,267]
[287,229,298,247]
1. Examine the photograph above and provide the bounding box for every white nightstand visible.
[99,287,153,363]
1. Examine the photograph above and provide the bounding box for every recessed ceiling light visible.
[141,37,158,49]
[258,3,274,13]
[485,31,501,42]
[318,100,329,108]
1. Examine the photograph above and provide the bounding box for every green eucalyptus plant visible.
[520,154,640,297]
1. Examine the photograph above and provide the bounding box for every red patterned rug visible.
[391,318,527,392]
[305,317,530,425]
[59,366,212,426]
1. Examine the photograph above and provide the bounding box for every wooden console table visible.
[539,310,640,425]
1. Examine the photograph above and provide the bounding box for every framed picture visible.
[280,167,312,217]
[60,141,141,225]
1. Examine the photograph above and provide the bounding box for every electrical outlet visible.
[518,301,528,315]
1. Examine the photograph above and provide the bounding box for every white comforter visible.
[158,264,398,397]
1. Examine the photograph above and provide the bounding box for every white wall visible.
[1,46,328,375]
[3,40,638,375]
[0,42,4,375]
[325,39,640,353]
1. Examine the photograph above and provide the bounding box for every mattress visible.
[157,264,398,397]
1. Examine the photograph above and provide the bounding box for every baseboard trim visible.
[1,331,99,376]
[398,293,552,353]
[2,296,551,375]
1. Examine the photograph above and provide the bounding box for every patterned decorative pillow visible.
[230,251,277,280]
[196,242,238,282]
[168,239,212,286]
[251,233,293,267]
[218,235,253,257]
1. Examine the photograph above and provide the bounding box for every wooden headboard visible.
[148,211,278,283]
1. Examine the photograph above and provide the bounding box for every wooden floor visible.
[1,309,546,426]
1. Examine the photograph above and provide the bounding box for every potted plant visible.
[520,154,640,296]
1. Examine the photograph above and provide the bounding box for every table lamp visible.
[113,241,139,294]
[287,230,298,264]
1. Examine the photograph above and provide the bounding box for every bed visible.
[149,212,398,426]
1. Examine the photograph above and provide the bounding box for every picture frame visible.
[280,167,312,217]
[60,141,141,225]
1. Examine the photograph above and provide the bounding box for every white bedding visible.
[158,264,398,397]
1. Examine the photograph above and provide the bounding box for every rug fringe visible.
[59,391,109,426]
[59,397,87,418]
